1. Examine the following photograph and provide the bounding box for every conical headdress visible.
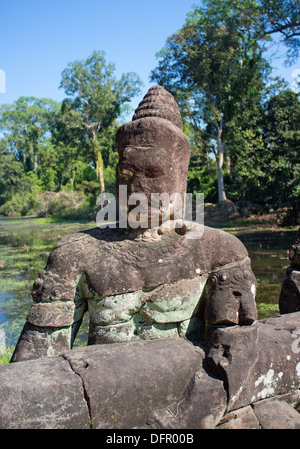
[132,85,183,130]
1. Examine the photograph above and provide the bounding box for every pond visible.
[0,217,297,350]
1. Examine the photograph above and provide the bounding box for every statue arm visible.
[11,246,88,362]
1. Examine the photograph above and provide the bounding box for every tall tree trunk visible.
[216,126,227,202]
[34,153,38,174]
[92,133,105,193]
[226,153,231,174]
[97,152,105,194]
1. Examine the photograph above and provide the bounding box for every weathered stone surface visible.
[228,312,300,411]
[205,322,259,411]
[3,320,300,429]
[11,322,72,362]
[138,277,206,324]
[12,85,258,364]
[253,399,300,429]
[31,269,76,302]
[204,257,257,325]
[144,367,227,429]
[62,337,203,429]
[274,390,300,408]
[27,301,75,327]
[279,267,300,314]
[132,85,184,130]
[88,320,139,344]
[0,356,90,429]
[88,290,143,325]
[217,406,260,429]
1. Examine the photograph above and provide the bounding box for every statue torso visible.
[40,225,250,344]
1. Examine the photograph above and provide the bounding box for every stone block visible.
[229,312,300,411]
[144,367,227,429]
[253,399,300,429]
[0,356,90,429]
[205,322,259,410]
[63,337,203,429]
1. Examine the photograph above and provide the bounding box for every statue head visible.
[116,86,190,228]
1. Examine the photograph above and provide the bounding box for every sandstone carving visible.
[3,86,300,430]
[11,86,257,363]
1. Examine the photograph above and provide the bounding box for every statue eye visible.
[209,274,218,286]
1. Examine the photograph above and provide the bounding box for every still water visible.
[0,217,297,348]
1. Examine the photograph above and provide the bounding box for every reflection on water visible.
[0,217,297,346]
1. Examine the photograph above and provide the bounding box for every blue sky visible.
[0,0,299,122]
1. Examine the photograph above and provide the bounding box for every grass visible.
[256,302,280,320]
[0,346,15,364]
[0,322,22,364]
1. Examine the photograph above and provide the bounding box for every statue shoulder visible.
[189,225,249,267]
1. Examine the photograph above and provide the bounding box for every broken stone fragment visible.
[62,337,203,429]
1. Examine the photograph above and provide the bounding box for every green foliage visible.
[0,171,42,216]
[0,50,142,217]
[58,50,143,193]
[0,141,26,206]
[151,0,271,202]
[151,0,299,220]
[0,97,60,173]
[0,21,299,221]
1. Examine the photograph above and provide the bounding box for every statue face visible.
[116,117,190,226]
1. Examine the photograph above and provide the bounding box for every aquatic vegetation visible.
[0,217,95,356]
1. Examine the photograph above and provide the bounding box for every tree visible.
[0,97,59,173]
[190,1,300,62]
[262,89,300,221]
[0,138,26,206]
[151,0,270,202]
[59,51,143,193]
[251,0,300,62]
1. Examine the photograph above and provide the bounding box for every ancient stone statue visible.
[279,228,300,314]
[11,86,258,362]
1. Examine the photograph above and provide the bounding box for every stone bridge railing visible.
[0,312,299,429]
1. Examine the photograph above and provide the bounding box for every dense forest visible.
[0,0,299,223]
